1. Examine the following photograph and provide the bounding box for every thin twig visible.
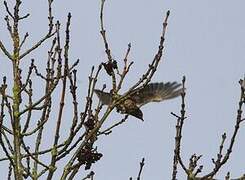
[98,115,128,136]
[137,158,145,180]
[171,76,189,178]
[100,0,117,90]
[200,79,245,179]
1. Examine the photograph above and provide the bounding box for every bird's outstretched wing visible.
[131,82,182,107]
[94,82,182,107]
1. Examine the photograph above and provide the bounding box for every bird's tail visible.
[94,89,112,105]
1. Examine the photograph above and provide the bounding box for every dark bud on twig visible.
[225,172,230,180]
[102,60,118,76]
[77,144,103,170]
[112,60,118,69]
[84,115,96,131]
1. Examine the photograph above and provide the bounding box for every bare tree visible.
[171,77,245,180]
[0,0,244,180]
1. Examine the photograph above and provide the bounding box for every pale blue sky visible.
[0,0,244,179]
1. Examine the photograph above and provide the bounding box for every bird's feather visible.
[94,82,182,107]
[94,90,112,105]
[131,82,182,107]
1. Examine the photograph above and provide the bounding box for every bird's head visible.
[129,108,144,121]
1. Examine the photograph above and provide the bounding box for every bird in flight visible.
[94,82,183,121]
